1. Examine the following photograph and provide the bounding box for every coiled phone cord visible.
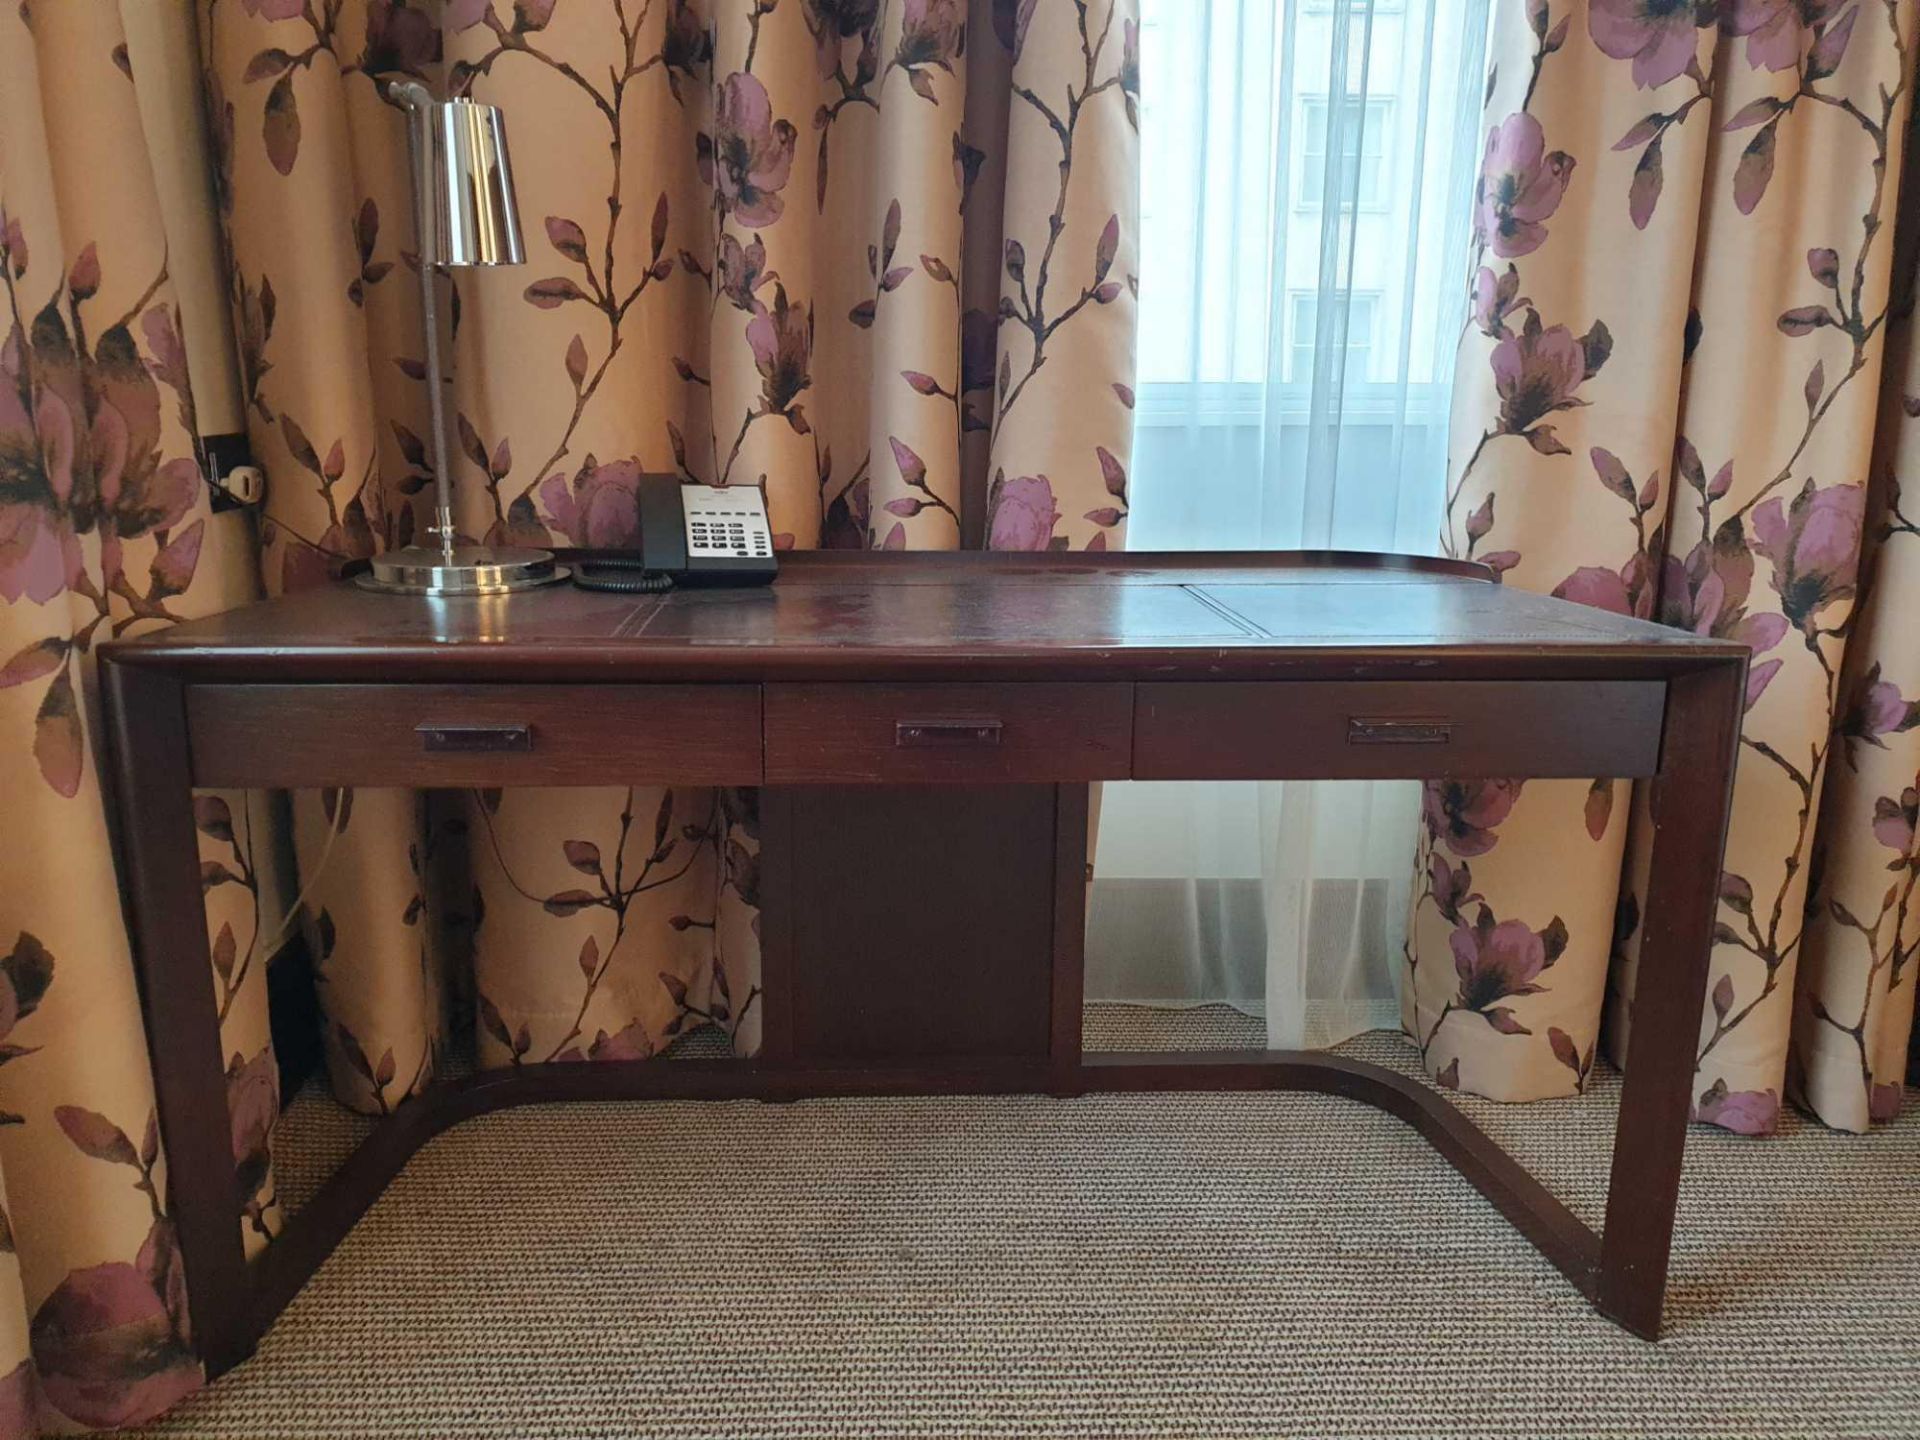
[570,561,676,593]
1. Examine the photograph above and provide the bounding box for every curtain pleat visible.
[0,0,288,1428]
[1412,0,1920,1131]
[1792,174,1920,1131]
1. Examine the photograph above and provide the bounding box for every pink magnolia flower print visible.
[1751,478,1866,638]
[0,947,205,1427]
[1471,264,1528,338]
[0,326,83,603]
[1724,0,1853,72]
[1873,786,1917,855]
[586,1019,654,1061]
[662,0,715,89]
[896,0,965,69]
[30,1252,198,1427]
[1554,555,1656,618]
[1837,665,1918,754]
[1424,778,1525,857]
[1659,523,1792,706]
[1429,852,1479,922]
[747,285,813,415]
[88,330,203,584]
[1,249,201,608]
[823,474,871,548]
[1449,905,1568,1034]
[698,73,798,228]
[443,0,491,32]
[1858,677,1915,738]
[715,231,773,315]
[1554,451,1665,615]
[0,242,200,806]
[0,933,52,1055]
[802,0,881,76]
[539,457,647,547]
[227,1047,279,1210]
[1692,1078,1780,1135]
[357,0,440,78]
[1588,0,1712,89]
[1489,312,1608,448]
[1661,524,1782,643]
[985,472,1061,550]
[1474,113,1575,259]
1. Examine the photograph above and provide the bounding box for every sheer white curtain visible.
[1086,0,1490,1047]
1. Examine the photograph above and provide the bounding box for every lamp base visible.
[355,545,568,596]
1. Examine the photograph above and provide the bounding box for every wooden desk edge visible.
[99,644,1749,687]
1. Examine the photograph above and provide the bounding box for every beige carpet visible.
[127,1008,1920,1440]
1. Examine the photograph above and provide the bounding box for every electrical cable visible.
[570,562,677,593]
[251,793,350,965]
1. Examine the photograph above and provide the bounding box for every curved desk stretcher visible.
[98,551,1746,1377]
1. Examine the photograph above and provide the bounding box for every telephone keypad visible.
[681,484,775,561]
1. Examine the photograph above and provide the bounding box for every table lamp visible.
[360,81,565,594]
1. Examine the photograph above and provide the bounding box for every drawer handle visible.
[896,718,1003,748]
[1349,717,1452,746]
[417,722,533,753]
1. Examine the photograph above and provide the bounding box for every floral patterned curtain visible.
[0,0,1138,1433]
[1405,0,1920,1135]
[200,0,1138,1117]
[0,2,282,1432]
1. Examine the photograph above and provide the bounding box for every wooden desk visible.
[99,551,1745,1376]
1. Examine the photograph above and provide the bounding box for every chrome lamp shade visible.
[360,85,561,597]
[433,99,525,268]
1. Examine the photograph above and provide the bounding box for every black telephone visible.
[572,475,778,592]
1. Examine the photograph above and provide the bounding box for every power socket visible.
[198,433,264,512]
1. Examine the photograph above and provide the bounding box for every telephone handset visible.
[572,475,778,592]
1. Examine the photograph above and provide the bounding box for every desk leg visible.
[1594,661,1744,1337]
[101,661,255,1377]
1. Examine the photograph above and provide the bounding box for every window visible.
[1288,292,1377,384]
[1298,97,1391,210]
[1103,0,1493,1063]
[1129,0,1481,408]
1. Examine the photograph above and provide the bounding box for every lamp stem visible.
[395,81,457,568]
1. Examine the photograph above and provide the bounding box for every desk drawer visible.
[1134,680,1665,780]
[765,683,1132,783]
[186,684,762,788]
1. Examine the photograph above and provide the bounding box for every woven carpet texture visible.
[123,1009,1920,1439]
